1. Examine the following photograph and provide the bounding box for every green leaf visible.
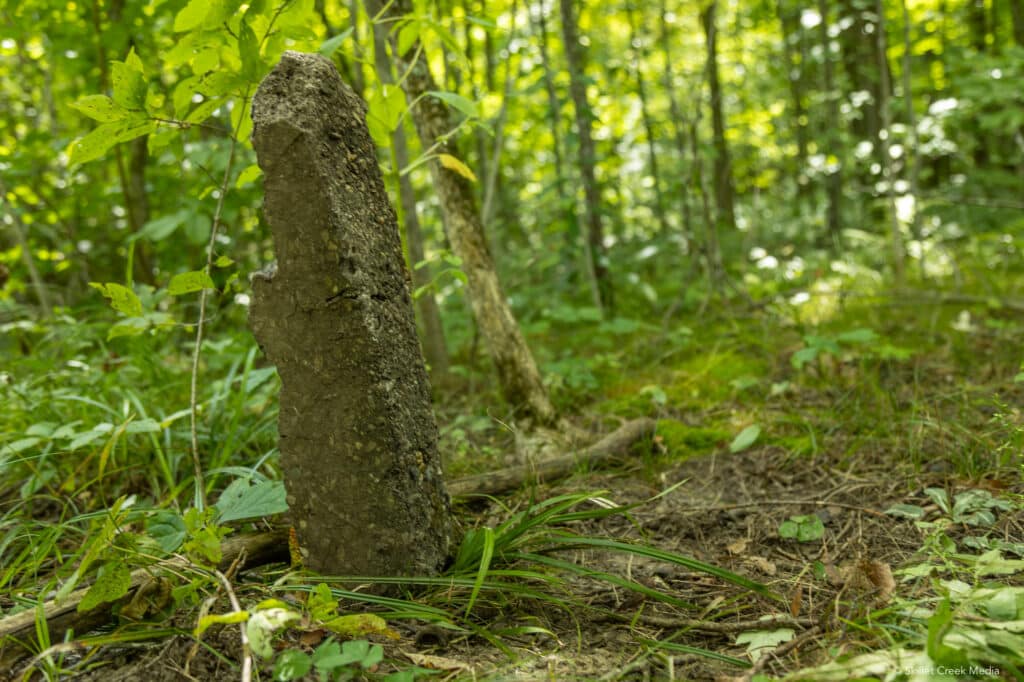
[168,270,216,296]
[139,210,189,242]
[273,650,311,681]
[778,514,825,542]
[322,614,396,639]
[427,90,479,118]
[147,510,187,553]
[68,118,157,166]
[70,95,129,122]
[215,478,288,523]
[78,561,132,612]
[311,640,346,671]
[790,346,819,369]
[247,606,301,658]
[235,164,262,188]
[111,52,147,109]
[90,282,143,316]
[885,504,926,520]
[238,20,261,81]
[366,84,407,146]
[174,0,211,32]
[729,425,761,453]
[319,28,354,56]
[214,255,235,268]
[396,20,422,57]
[308,583,338,622]
[334,640,384,668]
[836,328,878,345]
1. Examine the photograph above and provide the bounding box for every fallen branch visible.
[0,418,657,668]
[446,417,657,498]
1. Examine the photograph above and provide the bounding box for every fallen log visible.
[0,418,656,668]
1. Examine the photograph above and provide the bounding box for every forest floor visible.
[5,300,1024,681]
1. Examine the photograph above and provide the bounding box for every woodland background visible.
[1,0,1024,679]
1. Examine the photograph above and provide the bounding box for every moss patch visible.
[656,419,731,460]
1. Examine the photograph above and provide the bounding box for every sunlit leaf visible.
[427,90,479,119]
[168,270,216,296]
[70,95,129,122]
[90,282,143,316]
[438,153,477,182]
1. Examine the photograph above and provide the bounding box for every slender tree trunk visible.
[1011,0,1024,46]
[531,0,578,268]
[899,0,924,277]
[559,0,613,315]
[875,0,905,284]
[657,0,694,241]
[371,15,451,377]
[371,0,558,426]
[625,0,671,236]
[777,0,810,196]
[701,0,737,232]
[482,0,521,228]
[348,0,366,97]
[818,0,842,249]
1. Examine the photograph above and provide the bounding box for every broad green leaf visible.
[168,270,216,296]
[214,255,235,268]
[312,640,346,671]
[215,478,288,523]
[2,437,42,455]
[235,164,262,188]
[68,118,157,166]
[427,90,479,119]
[790,346,819,369]
[319,27,354,56]
[729,425,761,453]
[147,510,187,553]
[273,649,312,680]
[396,20,422,56]
[79,561,132,612]
[438,153,478,182]
[184,96,225,124]
[367,84,407,146]
[174,0,210,32]
[238,20,261,81]
[111,53,147,109]
[90,282,143,316]
[139,210,188,241]
[70,95,129,122]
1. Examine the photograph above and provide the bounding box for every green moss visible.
[655,419,731,459]
[665,349,768,406]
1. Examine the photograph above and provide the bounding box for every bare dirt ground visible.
[55,427,1020,682]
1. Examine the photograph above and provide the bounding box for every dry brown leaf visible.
[726,538,749,554]
[747,556,777,576]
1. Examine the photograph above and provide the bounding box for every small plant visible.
[778,514,825,542]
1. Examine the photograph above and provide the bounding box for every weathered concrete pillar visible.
[248,51,452,576]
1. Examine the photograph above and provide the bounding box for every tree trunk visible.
[1011,0,1024,46]
[249,52,453,576]
[777,0,810,196]
[701,0,737,232]
[371,15,451,377]
[559,0,614,314]
[531,0,578,270]
[371,0,559,427]
[657,0,694,242]
[818,0,843,249]
[899,0,923,276]
[874,0,906,284]
[626,0,671,237]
